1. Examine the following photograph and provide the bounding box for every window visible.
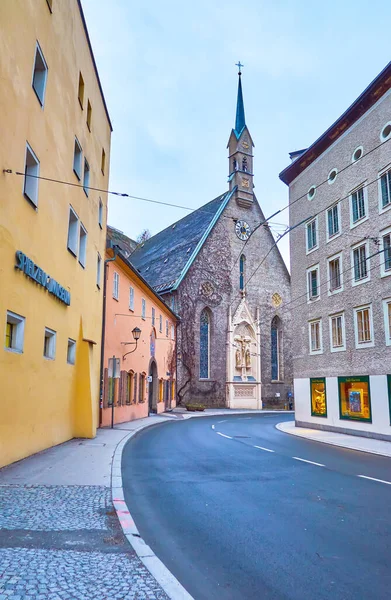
[67,339,76,365]
[165,319,169,337]
[380,122,391,142]
[113,272,119,300]
[379,168,391,210]
[171,324,175,340]
[78,72,84,108]
[24,143,40,207]
[350,186,367,225]
[101,148,106,174]
[307,265,319,301]
[79,224,87,268]
[328,169,338,185]
[139,373,146,402]
[306,218,318,252]
[310,378,327,417]
[354,305,373,348]
[86,100,92,130]
[309,319,322,354]
[271,316,281,381]
[73,138,82,180]
[67,207,79,256]
[5,311,25,353]
[141,298,146,319]
[383,299,391,346]
[43,327,56,359]
[159,314,163,333]
[83,159,90,196]
[338,376,371,422]
[328,254,342,293]
[352,242,369,284]
[352,146,363,163]
[239,255,245,291]
[32,43,48,106]
[380,227,391,277]
[98,198,103,228]
[129,286,134,311]
[307,186,316,200]
[326,203,340,240]
[152,307,155,326]
[97,253,101,288]
[126,371,134,405]
[200,309,210,378]
[330,313,345,352]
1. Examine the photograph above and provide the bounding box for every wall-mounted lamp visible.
[122,327,141,360]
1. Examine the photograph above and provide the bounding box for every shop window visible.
[32,42,48,106]
[310,378,327,417]
[79,224,87,268]
[5,311,25,353]
[338,376,371,422]
[67,339,76,365]
[24,143,40,207]
[73,138,82,180]
[43,327,56,359]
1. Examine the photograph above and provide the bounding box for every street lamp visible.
[122,327,142,360]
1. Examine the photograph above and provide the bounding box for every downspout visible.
[99,244,119,427]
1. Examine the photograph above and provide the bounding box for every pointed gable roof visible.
[130,189,235,293]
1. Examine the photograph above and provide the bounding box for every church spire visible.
[234,62,246,137]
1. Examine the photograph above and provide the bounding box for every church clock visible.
[235,220,251,241]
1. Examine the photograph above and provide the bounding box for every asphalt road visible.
[122,413,391,600]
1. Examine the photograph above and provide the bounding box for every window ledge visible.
[350,215,369,229]
[67,247,77,258]
[113,295,119,301]
[379,203,391,215]
[351,277,370,287]
[306,246,319,256]
[4,347,23,354]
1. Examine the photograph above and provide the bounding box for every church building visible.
[130,70,292,408]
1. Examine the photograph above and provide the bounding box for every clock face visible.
[235,220,251,241]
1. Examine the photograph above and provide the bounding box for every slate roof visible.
[107,225,137,257]
[129,191,233,293]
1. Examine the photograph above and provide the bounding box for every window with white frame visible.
[32,42,48,106]
[129,286,134,311]
[43,327,56,359]
[152,307,155,326]
[97,253,101,288]
[141,298,146,319]
[5,311,25,353]
[67,207,79,256]
[327,203,340,239]
[379,168,391,210]
[328,254,342,293]
[350,186,367,225]
[98,198,103,228]
[306,218,318,252]
[171,324,175,340]
[166,319,169,337]
[354,305,373,348]
[383,299,391,346]
[83,159,90,196]
[309,319,322,354]
[159,314,163,333]
[73,138,82,180]
[380,227,391,277]
[79,224,87,268]
[113,272,119,300]
[24,143,40,207]
[67,339,76,365]
[329,313,345,352]
[352,241,369,284]
[307,265,319,301]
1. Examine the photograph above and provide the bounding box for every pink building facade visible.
[101,247,177,426]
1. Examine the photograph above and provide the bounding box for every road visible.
[122,413,391,600]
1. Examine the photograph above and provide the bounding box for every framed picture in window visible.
[338,376,371,422]
[310,378,327,417]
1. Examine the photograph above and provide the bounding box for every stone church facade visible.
[130,71,292,408]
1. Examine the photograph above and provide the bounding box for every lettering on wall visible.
[15,250,71,306]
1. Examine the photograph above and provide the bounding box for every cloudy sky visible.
[82,0,391,267]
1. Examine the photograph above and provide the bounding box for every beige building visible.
[280,62,391,441]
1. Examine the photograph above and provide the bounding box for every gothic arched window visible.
[200,309,210,379]
[271,316,281,381]
[242,156,248,172]
[240,255,246,291]
[233,158,237,172]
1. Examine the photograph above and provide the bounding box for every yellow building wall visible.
[0,0,112,467]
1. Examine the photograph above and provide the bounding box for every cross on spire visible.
[235,61,244,75]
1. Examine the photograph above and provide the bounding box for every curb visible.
[111,417,194,600]
[275,421,391,458]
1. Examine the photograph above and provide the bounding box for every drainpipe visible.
[99,244,119,427]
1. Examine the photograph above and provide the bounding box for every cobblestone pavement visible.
[0,485,168,600]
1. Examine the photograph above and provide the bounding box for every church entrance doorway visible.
[148,359,158,413]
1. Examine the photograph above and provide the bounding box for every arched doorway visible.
[148,359,158,413]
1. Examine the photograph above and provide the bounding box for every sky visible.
[82,0,391,268]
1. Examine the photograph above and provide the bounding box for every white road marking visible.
[358,475,391,485]
[217,420,227,424]
[254,445,275,453]
[292,457,324,467]
[217,432,233,439]
[211,424,215,430]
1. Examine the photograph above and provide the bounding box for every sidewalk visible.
[0,415,173,600]
[276,420,391,458]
